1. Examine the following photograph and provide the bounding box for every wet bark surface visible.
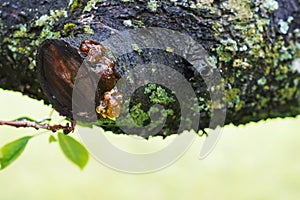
[0,0,299,137]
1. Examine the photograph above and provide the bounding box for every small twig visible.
[0,119,76,134]
[199,129,208,137]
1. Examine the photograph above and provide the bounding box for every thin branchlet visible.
[0,119,75,134]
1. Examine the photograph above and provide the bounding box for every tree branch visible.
[0,119,75,134]
[0,0,299,138]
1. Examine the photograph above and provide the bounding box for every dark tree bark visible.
[0,0,299,138]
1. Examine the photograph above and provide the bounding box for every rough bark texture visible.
[0,0,299,137]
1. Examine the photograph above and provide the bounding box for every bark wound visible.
[37,39,122,121]
[37,39,82,119]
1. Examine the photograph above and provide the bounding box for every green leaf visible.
[76,121,93,128]
[13,116,51,123]
[57,132,89,170]
[0,136,32,170]
[35,117,51,123]
[48,135,57,143]
[13,116,36,122]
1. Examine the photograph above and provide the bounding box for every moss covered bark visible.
[0,0,299,137]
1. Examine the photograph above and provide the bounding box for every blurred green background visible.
[0,88,300,200]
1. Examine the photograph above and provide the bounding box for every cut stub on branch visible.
[37,39,83,119]
[37,38,124,122]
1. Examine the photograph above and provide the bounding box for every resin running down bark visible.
[0,0,299,138]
